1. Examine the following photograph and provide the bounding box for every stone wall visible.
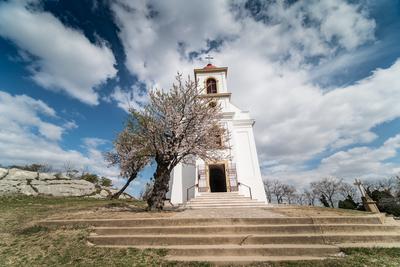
[0,168,132,199]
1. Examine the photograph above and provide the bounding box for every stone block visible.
[5,168,37,180]
[0,180,22,194]
[0,168,8,179]
[31,179,96,197]
[38,173,57,180]
[18,184,38,196]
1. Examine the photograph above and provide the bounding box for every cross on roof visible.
[205,55,213,64]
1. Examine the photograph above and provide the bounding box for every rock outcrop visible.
[0,168,132,199]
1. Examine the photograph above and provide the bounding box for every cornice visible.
[194,67,228,74]
[198,93,231,98]
[232,119,255,127]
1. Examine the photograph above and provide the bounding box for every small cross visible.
[205,55,213,64]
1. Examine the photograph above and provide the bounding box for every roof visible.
[194,64,228,77]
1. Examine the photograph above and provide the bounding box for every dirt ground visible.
[46,201,376,221]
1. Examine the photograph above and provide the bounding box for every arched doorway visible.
[209,164,227,192]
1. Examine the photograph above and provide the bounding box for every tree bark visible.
[328,197,335,208]
[147,162,171,210]
[111,172,137,199]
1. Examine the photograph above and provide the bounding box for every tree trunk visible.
[328,197,335,208]
[111,172,137,199]
[147,162,171,210]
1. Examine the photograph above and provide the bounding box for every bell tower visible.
[194,63,229,94]
[194,63,234,113]
[167,63,268,205]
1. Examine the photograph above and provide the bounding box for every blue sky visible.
[0,0,400,196]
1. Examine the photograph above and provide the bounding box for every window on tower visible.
[206,78,217,94]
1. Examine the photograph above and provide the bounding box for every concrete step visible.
[199,194,241,196]
[92,224,400,235]
[193,196,250,199]
[40,216,385,227]
[164,255,329,263]
[189,197,253,201]
[194,195,246,198]
[88,233,400,246]
[195,194,243,198]
[92,244,340,257]
[190,198,253,201]
[186,205,270,209]
[187,199,260,203]
[187,200,259,204]
[185,205,265,209]
[187,201,256,204]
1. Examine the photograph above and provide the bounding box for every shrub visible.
[100,177,112,187]
[369,189,400,216]
[338,195,358,210]
[80,173,99,184]
[377,197,400,217]
[9,163,52,172]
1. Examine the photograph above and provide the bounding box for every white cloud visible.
[317,134,400,179]
[0,0,117,105]
[0,91,119,179]
[0,91,62,141]
[306,1,375,50]
[63,120,78,130]
[110,0,400,183]
[83,137,108,148]
[269,134,400,187]
[111,0,240,90]
[109,85,148,112]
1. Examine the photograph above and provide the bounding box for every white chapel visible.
[167,63,267,204]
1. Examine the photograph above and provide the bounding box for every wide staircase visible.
[41,214,400,264]
[185,192,267,209]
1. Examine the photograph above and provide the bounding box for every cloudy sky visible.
[1,0,399,195]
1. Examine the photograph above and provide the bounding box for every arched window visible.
[206,78,217,94]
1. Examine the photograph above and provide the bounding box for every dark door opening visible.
[209,164,227,192]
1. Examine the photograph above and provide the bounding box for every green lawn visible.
[0,196,399,267]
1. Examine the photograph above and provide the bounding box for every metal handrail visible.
[238,182,252,199]
[186,183,198,202]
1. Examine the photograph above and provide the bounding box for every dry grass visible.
[0,196,167,266]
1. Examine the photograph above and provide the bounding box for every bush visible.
[100,177,112,187]
[9,164,52,172]
[80,173,99,184]
[377,197,400,217]
[369,189,400,216]
[338,195,358,210]
[371,190,393,202]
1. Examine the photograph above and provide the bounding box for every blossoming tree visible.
[107,74,228,210]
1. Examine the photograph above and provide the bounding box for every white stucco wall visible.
[182,163,196,202]
[233,124,267,202]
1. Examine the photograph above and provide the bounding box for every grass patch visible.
[217,247,400,267]
[17,225,49,235]
[0,195,165,266]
